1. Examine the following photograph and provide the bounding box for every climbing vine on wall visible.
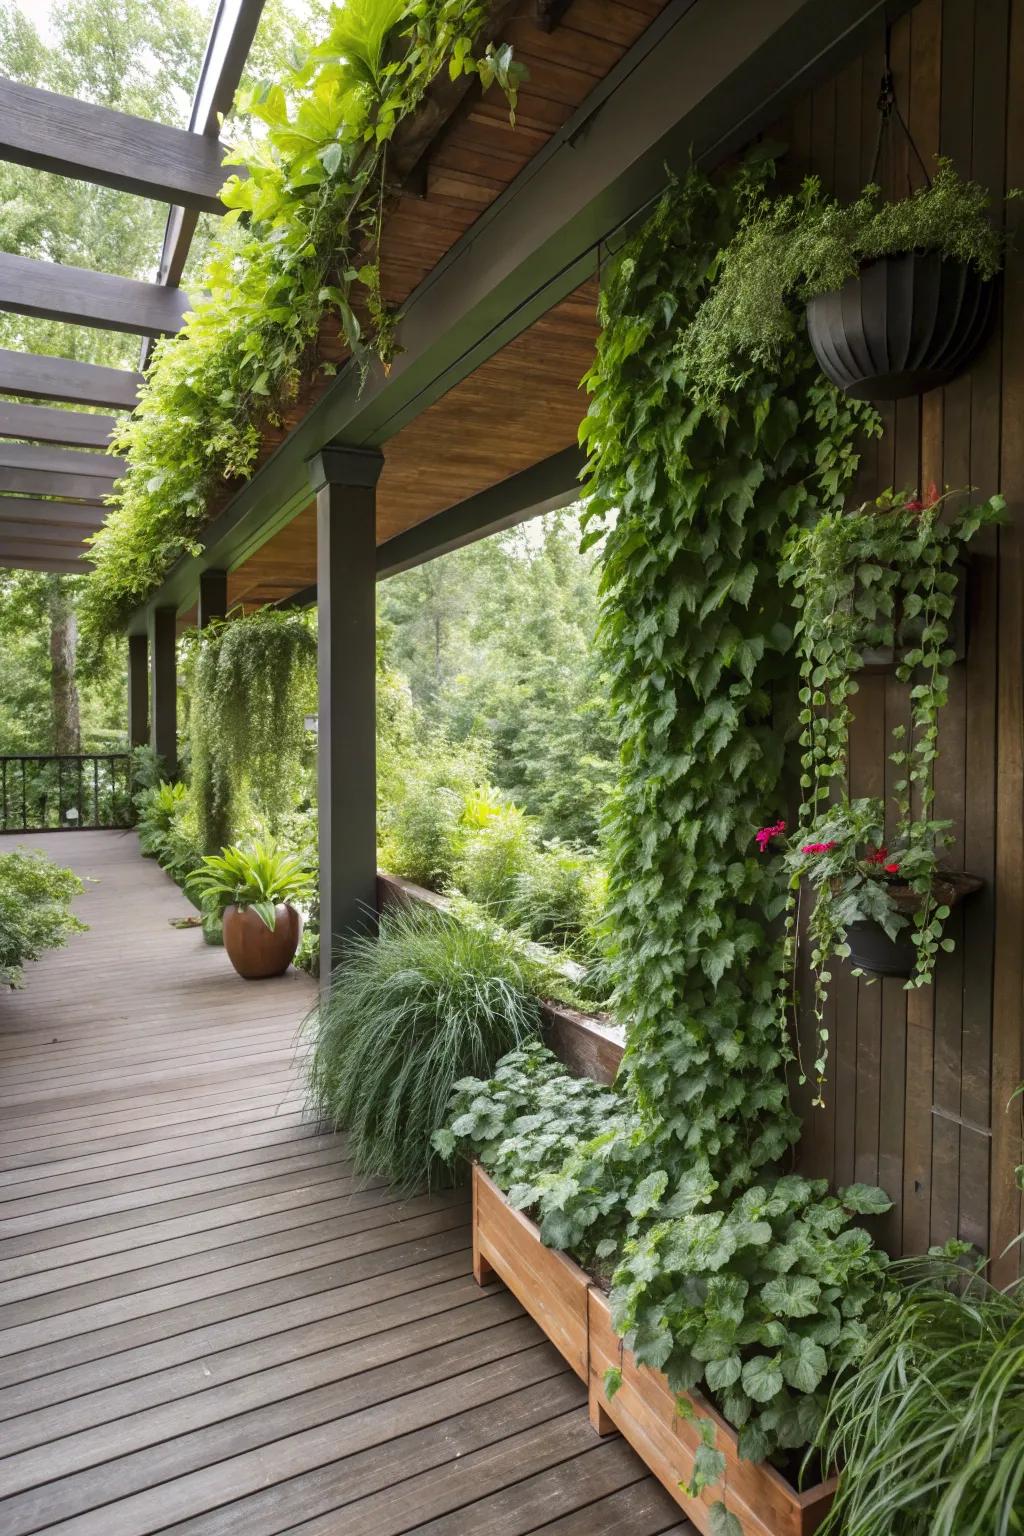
[582,154,879,1186]
[82,0,524,638]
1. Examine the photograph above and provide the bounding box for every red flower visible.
[801,841,838,854]
[926,481,940,506]
[866,845,889,865]
[884,862,901,875]
[754,820,786,854]
[905,483,941,513]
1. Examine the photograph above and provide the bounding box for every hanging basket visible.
[844,871,983,980]
[805,252,997,400]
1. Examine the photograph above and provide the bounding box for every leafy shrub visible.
[508,840,607,954]
[380,743,486,888]
[815,1246,1024,1536]
[0,848,86,987]
[304,904,550,1192]
[136,780,188,856]
[454,805,537,912]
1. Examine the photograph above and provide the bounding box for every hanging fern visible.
[189,609,317,851]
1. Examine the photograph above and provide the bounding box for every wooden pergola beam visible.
[0,520,93,547]
[0,349,142,410]
[0,400,117,449]
[0,553,85,573]
[0,466,116,503]
[0,254,188,338]
[0,78,232,212]
[0,441,126,478]
[0,536,86,561]
[0,497,105,527]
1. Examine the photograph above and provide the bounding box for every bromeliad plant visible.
[186,838,315,931]
[83,0,525,637]
[771,486,1003,1100]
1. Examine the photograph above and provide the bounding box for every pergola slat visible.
[0,466,116,503]
[0,78,231,213]
[0,536,86,560]
[0,520,94,546]
[0,349,142,409]
[0,253,188,338]
[0,497,105,527]
[0,401,117,448]
[0,440,126,478]
[0,553,84,572]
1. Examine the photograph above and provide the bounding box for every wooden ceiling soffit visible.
[0,349,142,409]
[0,78,231,212]
[0,496,105,527]
[0,467,115,503]
[0,401,117,448]
[0,253,188,338]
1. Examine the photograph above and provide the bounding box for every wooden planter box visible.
[472,1164,591,1380]
[472,1164,836,1536]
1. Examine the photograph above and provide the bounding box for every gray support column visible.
[127,632,148,750]
[148,606,178,778]
[197,568,228,629]
[307,445,383,981]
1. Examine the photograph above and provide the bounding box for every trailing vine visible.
[187,608,316,851]
[769,486,1004,1100]
[82,1,524,638]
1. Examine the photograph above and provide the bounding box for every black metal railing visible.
[0,754,133,833]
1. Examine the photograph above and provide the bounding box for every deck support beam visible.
[148,607,177,777]
[128,633,149,751]
[308,445,383,982]
[198,568,228,629]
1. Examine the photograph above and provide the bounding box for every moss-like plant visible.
[681,159,1017,402]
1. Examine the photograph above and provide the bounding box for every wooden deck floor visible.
[0,830,688,1536]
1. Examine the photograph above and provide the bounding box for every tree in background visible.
[380,509,616,846]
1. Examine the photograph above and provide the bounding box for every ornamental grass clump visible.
[304,903,550,1192]
[815,1246,1024,1536]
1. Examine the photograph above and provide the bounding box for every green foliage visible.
[682,160,1017,402]
[454,804,536,911]
[776,486,1004,1098]
[585,157,875,1188]
[82,1,525,635]
[610,1178,891,1466]
[135,779,203,886]
[0,847,86,987]
[380,739,487,887]
[186,838,315,931]
[305,903,549,1192]
[187,609,316,852]
[815,1247,1024,1536]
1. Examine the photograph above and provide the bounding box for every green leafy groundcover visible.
[437,155,893,1519]
[82,0,523,638]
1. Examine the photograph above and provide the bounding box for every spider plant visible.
[814,1245,1024,1536]
[186,839,315,932]
[303,902,550,1192]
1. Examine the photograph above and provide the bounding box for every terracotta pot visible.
[221,903,302,979]
[805,252,997,400]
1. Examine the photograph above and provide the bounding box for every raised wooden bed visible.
[472,1162,590,1380]
[472,1164,837,1536]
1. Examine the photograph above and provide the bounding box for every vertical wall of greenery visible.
[580,159,878,1189]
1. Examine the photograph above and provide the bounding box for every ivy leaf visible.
[709,1503,743,1536]
[736,1420,772,1463]
[781,1335,827,1393]
[704,1354,742,1391]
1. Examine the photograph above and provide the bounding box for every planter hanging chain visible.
[870,26,931,195]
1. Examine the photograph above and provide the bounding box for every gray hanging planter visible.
[805,251,997,400]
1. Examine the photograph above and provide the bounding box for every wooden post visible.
[127,632,148,750]
[197,568,227,629]
[148,606,177,779]
[307,445,383,983]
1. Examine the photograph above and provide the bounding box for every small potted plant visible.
[186,839,314,979]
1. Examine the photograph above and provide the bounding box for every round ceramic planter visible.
[221,903,302,979]
[805,252,997,400]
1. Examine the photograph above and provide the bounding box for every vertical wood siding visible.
[775,0,1024,1275]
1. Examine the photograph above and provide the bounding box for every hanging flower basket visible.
[844,871,983,980]
[805,252,997,400]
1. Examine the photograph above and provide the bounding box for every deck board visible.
[0,831,688,1535]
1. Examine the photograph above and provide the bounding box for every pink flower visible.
[800,841,838,854]
[755,820,786,854]
[884,861,901,875]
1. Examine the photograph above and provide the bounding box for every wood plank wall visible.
[777,0,1023,1280]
